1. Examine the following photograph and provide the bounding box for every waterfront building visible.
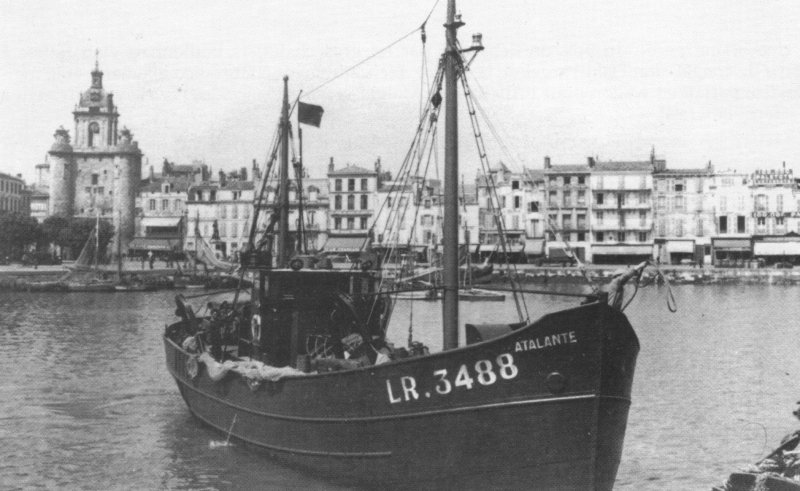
[542,157,591,262]
[521,168,546,262]
[325,159,379,255]
[748,165,800,265]
[253,175,330,254]
[589,157,654,265]
[652,159,715,264]
[46,62,143,255]
[477,162,528,261]
[186,174,255,259]
[0,172,30,216]
[131,176,189,259]
[708,169,753,265]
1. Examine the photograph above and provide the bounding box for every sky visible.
[3,0,800,184]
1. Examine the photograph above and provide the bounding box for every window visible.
[232,205,238,219]
[528,201,539,212]
[675,183,684,192]
[757,217,766,227]
[720,196,727,213]
[548,176,557,185]
[308,211,315,225]
[335,179,342,191]
[424,199,431,209]
[548,191,558,207]
[335,195,342,209]
[161,199,168,210]
[209,191,216,202]
[578,176,585,185]
[577,191,585,206]
[220,206,227,219]
[348,179,355,191]
[674,196,684,211]
[563,191,571,207]
[776,216,785,226]
[347,217,355,229]
[639,211,646,225]
[562,215,572,230]
[512,180,520,190]
[596,193,604,205]
[596,211,603,224]
[361,179,368,191]
[657,196,666,210]
[149,199,156,211]
[737,216,746,233]
[347,195,355,210]
[514,196,521,209]
[360,217,368,229]
[577,214,586,229]
[334,217,341,229]
[756,194,767,211]
[577,232,585,241]
[777,195,784,212]
[501,196,507,208]
[361,195,368,209]
[595,232,604,242]
[618,193,625,206]
[638,232,647,242]
[91,173,99,185]
[719,216,728,234]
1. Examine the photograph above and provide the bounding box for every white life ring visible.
[251,314,262,344]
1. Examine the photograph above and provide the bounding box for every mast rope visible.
[305,0,441,97]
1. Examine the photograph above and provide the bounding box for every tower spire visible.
[95,49,99,71]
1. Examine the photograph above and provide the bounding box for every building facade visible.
[0,173,30,215]
[543,157,591,262]
[589,158,654,264]
[652,161,715,264]
[325,160,379,254]
[46,63,142,253]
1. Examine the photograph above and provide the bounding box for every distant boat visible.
[162,3,647,488]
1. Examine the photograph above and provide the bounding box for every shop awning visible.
[592,245,653,255]
[546,247,571,259]
[141,217,182,228]
[524,239,545,255]
[323,236,368,252]
[754,241,800,256]
[666,240,694,254]
[713,238,751,251]
[128,237,182,251]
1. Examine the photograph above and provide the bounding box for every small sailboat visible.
[163,2,652,488]
[62,213,116,292]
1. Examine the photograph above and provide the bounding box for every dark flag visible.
[298,102,324,127]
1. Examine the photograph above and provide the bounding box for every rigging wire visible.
[305,0,441,97]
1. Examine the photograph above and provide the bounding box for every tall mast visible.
[277,75,291,268]
[442,0,462,350]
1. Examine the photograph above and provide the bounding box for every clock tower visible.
[73,58,119,149]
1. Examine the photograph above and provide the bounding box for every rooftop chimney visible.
[544,156,551,169]
[587,156,595,168]
[328,157,335,173]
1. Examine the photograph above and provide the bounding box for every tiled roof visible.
[654,168,712,176]
[328,165,376,176]
[544,164,590,173]
[593,161,653,172]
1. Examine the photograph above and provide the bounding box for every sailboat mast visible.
[442,0,462,350]
[277,75,291,268]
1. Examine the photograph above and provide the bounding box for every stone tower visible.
[113,127,141,254]
[48,127,75,216]
[46,60,143,253]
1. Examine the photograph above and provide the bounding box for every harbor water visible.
[0,285,798,490]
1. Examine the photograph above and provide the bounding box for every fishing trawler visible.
[163,2,648,488]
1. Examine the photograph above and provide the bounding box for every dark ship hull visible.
[164,300,638,490]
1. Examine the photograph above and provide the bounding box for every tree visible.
[0,213,40,259]
[56,217,115,261]
[41,215,70,248]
